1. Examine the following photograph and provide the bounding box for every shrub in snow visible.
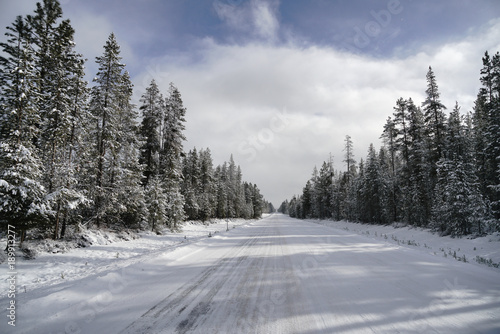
[21,246,38,260]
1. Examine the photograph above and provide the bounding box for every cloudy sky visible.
[1,0,500,206]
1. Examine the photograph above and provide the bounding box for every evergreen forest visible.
[0,0,271,243]
[280,61,500,237]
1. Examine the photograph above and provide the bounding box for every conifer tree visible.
[482,52,500,220]
[315,162,333,219]
[358,144,383,223]
[433,103,488,235]
[471,51,500,225]
[422,66,447,167]
[198,148,217,221]
[341,135,357,221]
[250,183,264,219]
[88,33,132,227]
[145,174,168,232]
[215,163,228,218]
[380,116,399,222]
[161,83,187,229]
[0,15,48,239]
[301,180,313,219]
[182,148,200,220]
[226,155,238,218]
[111,71,147,228]
[343,135,356,183]
[26,0,90,238]
[473,91,490,198]
[392,98,410,164]
[139,79,164,188]
[405,100,432,226]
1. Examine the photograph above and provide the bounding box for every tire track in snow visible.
[120,227,265,333]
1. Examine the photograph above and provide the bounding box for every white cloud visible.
[132,18,500,205]
[213,1,250,32]
[252,0,279,41]
[213,0,280,42]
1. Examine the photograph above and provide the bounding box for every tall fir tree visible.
[358,144,384,223]
[422,66,447,169]
[316,161,333,219]
[392,97,411,164]
[406,99,432,226]
[27,0,90,238]
[139,79,164,188]
[88,33,140,228]
[473,51,500,225]
[0,15,48,239]
[182,148,201,220]
[482,52,500,220]
[380,116,400,222]
[198,148,217,221]
[215,163,228,218]
[343,135,356,183]
[145,174,168,232]
[161,83,186,229]
[433,103,488,235]
[111,71,147,228]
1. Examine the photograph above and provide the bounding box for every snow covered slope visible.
[1,214,499,333]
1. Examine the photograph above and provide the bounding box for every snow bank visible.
[0,218,252,296]
[310,219,500,270]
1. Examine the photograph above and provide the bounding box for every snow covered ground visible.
[310,219,500,271]
[0,218,247,298]
[1,214,499,333]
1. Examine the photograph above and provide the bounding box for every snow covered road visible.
[4,214,500,333]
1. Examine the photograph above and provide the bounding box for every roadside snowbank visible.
[0,218,253,296]
[309,219,500,270]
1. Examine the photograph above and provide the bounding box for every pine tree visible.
[161,83,187,229]
[341,135,357,221]
[405,100,432,226]
[392,98,411,164]
[145,174,168,232]
[236,165,247,218]
[0,16,38,142]
[88,33,131,227]
[473,90,491,199]
[226,155,238,218]
[483,52,500,220]
[472,51,500,225]
[343,135,356,183]
[315,162,333,219]
[310,166,319,218]
[432,103,488,236]
[0,15,48,239]
[301,180,313,219]
[215,163,228,218]
[182,148,200,220]
[198,148,217,221]
[139,79,164,188]
[250,183,264,219]
[26,0,91,238]
[112,71,147,228]
[380,116,399,222]
[422,66,447,167]
[358,144,384,223]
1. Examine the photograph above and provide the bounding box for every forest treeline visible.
[0,0,271,242]
[280,58,500,237]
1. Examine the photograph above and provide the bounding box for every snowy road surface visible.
[5,214,500,333]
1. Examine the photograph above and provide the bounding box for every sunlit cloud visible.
[128,18,500,204]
